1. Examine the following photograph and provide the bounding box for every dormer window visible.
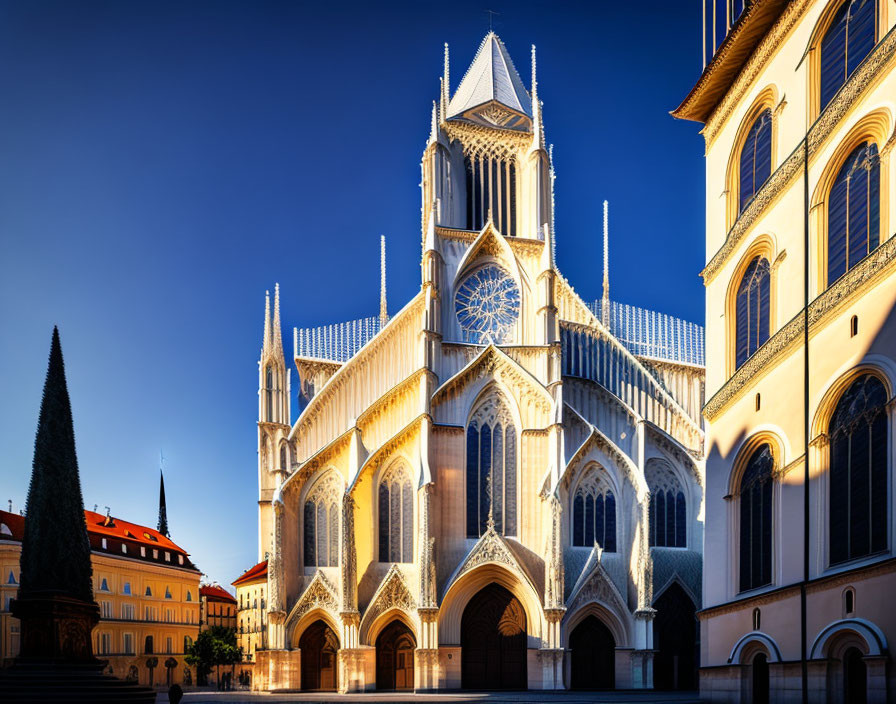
[101,538,107,549]
[140,546,146,557]
[1,523,12,536]
[164,551,170,562]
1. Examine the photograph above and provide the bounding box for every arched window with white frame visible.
[378,462,414,563]
[571,465,617,551]
[466,394,517,538]
[302,471,342,568]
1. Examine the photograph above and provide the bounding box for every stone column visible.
[266,499,286,651]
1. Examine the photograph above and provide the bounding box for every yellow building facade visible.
[233,559,267,682]
[675,0,896,701]
[199,584,237,632]
[0,509,201,688]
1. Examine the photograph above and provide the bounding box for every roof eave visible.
[672,0,792,124]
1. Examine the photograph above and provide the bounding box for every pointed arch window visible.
[738,109,773,213]
[303,473,341,568]
[265,365,273,421]
[571,467,617,551]
[466,396,517,538]
[735,256,771,368]
[739,444,774,592]
[827,142,880,284]
[820,0,877,111]
[279,445,287,472]
[378,464,414,562]
[646,462,687,548]
[464,155,518,235]
[829,374,888,564]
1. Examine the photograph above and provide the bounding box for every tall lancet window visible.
[739,444,774,592]
[464,154,517,236]
[738,109,773,213]
[646,460,687,548]
[820,0,877,111]
[279,445,287,472]
[466,395,517,538]
[378,463,414,563]
[829,374,888,565]
[303,471,342,568]
[571,466,617,551]
[735,256,771,368]
[265,365,274,421]
[827,142,880,285]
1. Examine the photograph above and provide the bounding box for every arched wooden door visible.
[299,620,338,691]
[376,620,416,690]
[461,583,527,690]
[653,582,698,690]
[570,615,615,689]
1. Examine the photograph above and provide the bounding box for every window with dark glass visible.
[827,142,880,284]
[820,0,877,111]
[647,464,687,548]
[466,398,517,538]
[829,374,888,565]
[735,256,771,368]
[378,465,413,562]
[279,445,287,471]
[464,155,518,236]
[739,444,774,592]
[738,109,773,213]
[265,366,273,420]
[303,478,339,568]
[571,470,617,551]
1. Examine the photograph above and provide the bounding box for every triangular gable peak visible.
[441,522,539,602]
[360,564,417,638]
[454,219,527,285]
[285,569,340,632]
[567,546,630,618]
[447,32,532,131]
[430,344,552,422]
[559,407,646,499]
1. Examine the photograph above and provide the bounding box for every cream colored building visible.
[252,32,707,693]
[0,508,201,688]
[233,560,267,672]
[199,584,237,632]
[674,0,896,701]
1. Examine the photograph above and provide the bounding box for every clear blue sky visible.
[0,1,706,590]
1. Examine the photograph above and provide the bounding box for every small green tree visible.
[186,626,239,687]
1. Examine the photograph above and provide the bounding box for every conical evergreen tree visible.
[19,327,93,603]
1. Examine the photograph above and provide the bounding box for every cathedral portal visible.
[569,615,615,689]
[299,620,337,691]
[375,620,415,690]
[461,584,527,690]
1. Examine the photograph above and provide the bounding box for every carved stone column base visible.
[537,647,565,690]
[415,648,440,690]
[338,646,374,693]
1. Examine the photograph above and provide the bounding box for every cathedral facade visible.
[252,33,705,692]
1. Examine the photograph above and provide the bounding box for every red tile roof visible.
[0,509,198,571]
[232,560,267,586]
[200,584,236,603]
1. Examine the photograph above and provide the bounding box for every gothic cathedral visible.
[252,33,705,692]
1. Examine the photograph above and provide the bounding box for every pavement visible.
[155,691,702,704]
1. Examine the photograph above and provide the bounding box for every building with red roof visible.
[199,583,237,633]
[232,560,267,677]
[1,508,201,689]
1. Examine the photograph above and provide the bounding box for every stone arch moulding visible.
[809,618,888,659]
[726,429,788,497]
[284,570,342,648]
[562,601,630,650]
[810,108,893,293]
[561,423,646,499]
[437,562,545,647]
[563,552,633,647]
[452,220,529,292]
[652,575,699,612]
[811,360,895,438]
[728,631,783,664]
[359,564,418,646]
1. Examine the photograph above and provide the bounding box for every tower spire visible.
[261,289,272,356]
[602,200,610,327]
[272,283,284,358]
[430,100,438,144]
[531,44,543,148]
[441,43,450,120]
[379,235,388,327]
[157,454,169,537]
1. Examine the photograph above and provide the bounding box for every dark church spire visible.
[19,326,93,603]
[157,465,169,538]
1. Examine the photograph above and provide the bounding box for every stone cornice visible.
[704,234,896,420]
[434,225,544,256]
[702,24,896,284]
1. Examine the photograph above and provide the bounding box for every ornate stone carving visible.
[287,570,340,629]
[567,555,629,617]
[268,500,284,613]
[419,485,437,608]
[341,494,357,612]
[544,495,565,610]
[705,234,896,419]
[443,120,531,161]
[363,564,416,628]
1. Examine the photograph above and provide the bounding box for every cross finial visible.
[486,9,500,31]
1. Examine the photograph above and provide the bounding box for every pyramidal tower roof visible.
[447,32,532,122]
